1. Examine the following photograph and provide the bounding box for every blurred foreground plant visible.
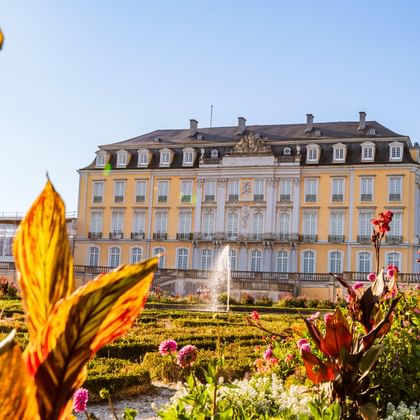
[0,180,157,419]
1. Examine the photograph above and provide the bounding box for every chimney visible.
[304,114,314,133]
[238,116,246,133]
[189,119,198,136]
[358,111,366,131]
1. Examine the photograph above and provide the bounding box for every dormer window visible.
[137,148,151,167]
[183,147,195,167]
[389,142,403,162]
[95,151,107,168]
[333,143,346,163]
[306,144,320,163]
[361,142,375,162]
[159,148,173,167]
[211,149,219,158]
[116,150,128,168]
[283,147,291,155]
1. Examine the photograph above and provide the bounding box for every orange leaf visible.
[13,180,74,341]
[25,258,157,420]
[301,350,337,384]
[0,331,39,419]
[321,308,352,357]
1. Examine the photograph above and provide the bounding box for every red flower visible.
[301,349,337,384]
[250,310,260,321]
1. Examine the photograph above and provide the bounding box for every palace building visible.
[74,113,420,297]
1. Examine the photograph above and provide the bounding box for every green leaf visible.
[359,344,384,382]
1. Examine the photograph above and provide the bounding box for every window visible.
[88,246,99,266]
[153,247,165,268]
[114,180,126,203]
[329,211,344,241]
[89,210,103,237]
[389,142,403,161]
[181,180,193,203]
[178,211,192,239]
[302,210,317,241]
[331,178,345,202]
[157,180,169,203]
[250,250,262,272]
[202,212,215,239]
[137,149,149,167]
[92,181,104,203]
[229,249,237,271]
[183,149,194,166]
[226,212,239,240]
[95,152,106,168]
[277,250,288,272]
[329,251,343,273]
[388,177,402,201]
[130,247,143,264]
[361,142,375,162]
[160,150,171,166]
[111,209,124,238]
[279,178,292,202]
[306,144,320,163]
[135,180,147,203]
[201,249,213,270]
[211,149,218,158]
[304,178,318,202]
[252,212,264,240]
[254,179,265,201]
[386,252,401,270]
[387,212,402,243]
[302,250,315,273]
[176,248,189,269]
[108,247,120,268]
[360,177,374,202]
[333,143,346,162]
[277,212,290,240]
[204,180,216,202]
[283,147,291,155]
[228,180,239,201]
[358,210,374,242]
[132,211,145,239]
[357,252,372,272]
[0,224,16,259]
[116,150,128,167]
[154,212,168,238]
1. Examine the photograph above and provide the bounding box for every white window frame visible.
[114,180,126,203]
[304,178,318,202]
[181,180,193,203]
[132,211,146,236]
[331,178,345,202]
[202,212,215,239]
[358,210,374,237]
[385,252,401,270]
[200,249,213,270]
[153,247,166,268]
[228,248,237,271]
[135,180,147,203]
[154,212,168,235]
[111,209,124,235]
[333,143,346,163]
[226,212,239,240]
[108,246,121,268]
[92,181,104,204]
[388,176,402,202]
[252,212,264,239]
[328,250,343,273]
[116,150,128,168]
[279,178,292,202]
[159,149,172,167]
[176,248,189,270]
[389,142,403,162]
[157,180,169,203]
[306,144,320,163]
[277,250,288,273]
[204,180,216,202]
[95,151,106,168]
[360,177,374,202]
[254,179,265,200]
[250,249,262,272]
[228,179,240,201]
[302,210,318,236]
[90,209,103,234]
[301,250,316,273]
[357,251,372,273]
[361,142,375,162]
[183,148,195,167]
[137,149,150,167]
[130,247,143,264]
[88,246,100,266]
[329,211,344,237]
[178,211,192,236]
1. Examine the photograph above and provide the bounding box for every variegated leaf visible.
[25,258,157,420]
[13,180,74,340]
[0,331,39,419]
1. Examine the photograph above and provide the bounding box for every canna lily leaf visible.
[301,350,337,384]
[360,271,385,331]
[359,402,378,420]
[358,344,384,383]
[13,180,74,341]
[321,308,352,358]
[25,258,157,420]
[0,331,39,420]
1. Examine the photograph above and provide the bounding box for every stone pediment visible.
[232,132,272,155]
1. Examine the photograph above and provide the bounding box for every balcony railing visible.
[157,196,168,203]
[131,232,145,240]
[357,235,371,244]
[328,234,344,243]
[385,235,403,244]
[204,195,215,202]
[228,194,239,202]
[276,233,290,242]
[305,194,317,202]
[279,194,291,202]
[226,232,238,240]
[136,195,145,203]
[251,233,263,240]
[332,194,344,202]
[109,231,123,239]
[88,232,102,239]
[114,195,124,203]
[360,193,372,202]
[300,234,317,242]
[153,232,168,240]
[93,196,103,203]
[388,193,401,202]
[201,232,214,240]
[176,232,193,240]
[254,194,264,201]
[181,195,192,203]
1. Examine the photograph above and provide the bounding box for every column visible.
[194,179,204,236]
[238,247,248,271]
[290,177,301,272]
[215,178,227,236]
[192,246,200,270]
[264,178,278,238]
[263,245,272,271]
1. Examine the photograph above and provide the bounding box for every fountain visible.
[207,245,231,312]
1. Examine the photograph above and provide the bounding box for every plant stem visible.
[108,396,119,420]
[84,410,90,419]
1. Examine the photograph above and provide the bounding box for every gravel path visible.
[76,382,178,419]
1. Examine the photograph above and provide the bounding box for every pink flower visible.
[159,339,178,356]
[263,348,273,360]
[297,338,308,348]
[250,310,260,321]
[297,338,311,353]
[176,345,198,368]
[73,388,89,413]
[367,272,376,281]
[324,313,334,324]
[308,311,320,321]
[414,308,420,315]
[284,353,294,363]
[387,264,399,278]
[352,282,364,291]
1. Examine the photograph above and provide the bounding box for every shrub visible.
[255,297,273,307]
[240,293,255,305]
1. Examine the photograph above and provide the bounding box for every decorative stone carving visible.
[242,206,250,227]
[232,132,272,154]
[242,181,252,195]
[217,178,228,186]
[197,179,205,187]
[293,177,301,185]
[267,177,279,185]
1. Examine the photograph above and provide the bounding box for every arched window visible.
[153,247,166,268]
[201,249,212,270]
[250,250,262,272]
[88,246,99,266]
[357,252,372,272]
[202,212,215,239]
[329,251,343,273]
[108,247,120,268]
[302,250,315,273]
[277,250,288,272]
[386,252,401,270]
[130,247,143,264]
[226,212,239,240]
[176,248,189,270]
[228,248,237,271]
[252,213,264,240]
[278,212,290,240]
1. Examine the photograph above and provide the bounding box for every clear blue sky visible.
[1,1,420,213]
